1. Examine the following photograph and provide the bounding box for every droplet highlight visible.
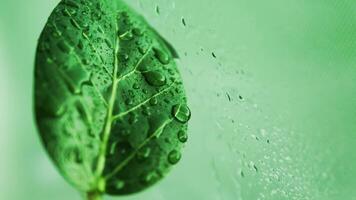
[143,71,166,86]
[172,104,191,123]
[177,130,188,143]
[168,150,181,165]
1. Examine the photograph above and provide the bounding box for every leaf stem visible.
[86,191,103,200]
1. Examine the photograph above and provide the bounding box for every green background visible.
[1,0,356,199]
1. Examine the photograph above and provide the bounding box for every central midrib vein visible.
[93,19,120,190]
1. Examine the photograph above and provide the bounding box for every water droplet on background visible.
[153,47,170,64]
[143,71,166,86]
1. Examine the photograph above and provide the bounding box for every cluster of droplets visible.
[36,0,191,194]
[100,11,192,193]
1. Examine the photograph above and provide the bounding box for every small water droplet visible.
[92,12,101,20]
[143,71,166,86]
[155,5,160,14]
[168,68,175,75]
[115,180,125,189]
[77,40,84,50]
[132,28,143,36]
[121,11,129,17]
[172,104,191,123]
[121,129,131,136]
[212,52,217,58]
[142,172,156,184]
[142,106,151,116]
[120,53,129,61]
[168,150,181,164]
[165,138,171,144]
[142,88,148,94]
[128,113,138,124]
[132,82,140,89]
[181,17,186,26]
[226,92,232,101]
[82,58,89,65]
[177,130,188,143]
[138,46,148,54]
[149,97,158,105]
[153,47,169,64]
[137,147,151,160]
[253,164,258,172]
[125,99,133,105]
[109,141,118,155]
[67,147,82,164]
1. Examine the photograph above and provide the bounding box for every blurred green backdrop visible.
[1,0,356,199]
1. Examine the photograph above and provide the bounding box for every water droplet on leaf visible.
[143,71,166,86]
[153,47,169,64]
[132,82,140,89]
[115,180,125,189]
[132,28,143,36]
[168,150,181,164]
[137,147,151,160]
[149,97,158,105]
[177,130,188,143]
[172,104,191,123]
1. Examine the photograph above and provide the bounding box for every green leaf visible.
[34,0,190,196]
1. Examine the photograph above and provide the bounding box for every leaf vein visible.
[52,22,109,107]
[63,8,113,78]
[115,46,153,83]
[105,118,174,179]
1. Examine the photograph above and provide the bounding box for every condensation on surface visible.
[116,0,356,200]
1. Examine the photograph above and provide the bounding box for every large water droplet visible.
[171,104,191,123]
[143,71,166,86]
[153,47,170,64]
[168,150,181,164]
[177,130,188,143]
